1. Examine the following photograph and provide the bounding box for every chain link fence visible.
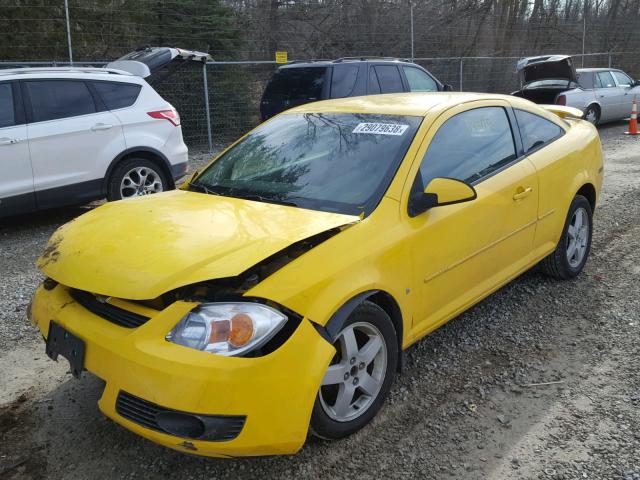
[3,51,640,150]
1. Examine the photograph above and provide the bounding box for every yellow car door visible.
[403,101,539,340]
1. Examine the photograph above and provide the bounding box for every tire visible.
[107,158,168,201]
[310,301,398,440]
[541,194,593,280]
[584,104,600,126]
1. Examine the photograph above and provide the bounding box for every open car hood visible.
[37,190,359,300]
[106,47,211,78]
[517,55,577,85]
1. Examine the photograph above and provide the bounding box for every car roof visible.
[0,67,142,82]
[576,68,621,73]
[286,92,519,117]
[279,58,413,69]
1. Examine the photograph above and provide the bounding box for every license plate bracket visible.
[46,321,85,378]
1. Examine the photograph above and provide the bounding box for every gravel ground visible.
[1,123,639,480]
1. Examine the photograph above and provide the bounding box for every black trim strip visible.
[70,289,150,328]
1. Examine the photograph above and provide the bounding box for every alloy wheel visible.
[120,166,164,198]
[319,322,387,422]
[566,206,589,268]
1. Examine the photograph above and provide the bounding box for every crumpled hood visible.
[38,190,359,300]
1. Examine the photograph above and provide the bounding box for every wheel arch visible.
[576,182,597,212]
[584,102,601,119]
[320,289,404,372]
[103,147,175,195]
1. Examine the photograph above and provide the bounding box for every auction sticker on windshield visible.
[352,123,409,135]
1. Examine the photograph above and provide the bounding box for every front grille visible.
[116,391,246,441]
[70,289,150,328]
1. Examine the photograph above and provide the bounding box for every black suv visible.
[260,57,451,120]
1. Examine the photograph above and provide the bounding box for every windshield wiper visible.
[230,192,300,208]
[189,181,221,196]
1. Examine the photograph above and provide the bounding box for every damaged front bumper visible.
[30,283,335,457]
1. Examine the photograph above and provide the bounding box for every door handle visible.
[0,138,18,146]
[513,187,533,201]
[91,123,113,131]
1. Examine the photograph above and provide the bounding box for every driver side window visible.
[415,107,517,190]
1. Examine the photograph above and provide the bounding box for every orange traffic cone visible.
[625,99,638,135]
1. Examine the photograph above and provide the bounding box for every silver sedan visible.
[512,55,640,125]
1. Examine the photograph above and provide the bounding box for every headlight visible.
[166,302,287,356]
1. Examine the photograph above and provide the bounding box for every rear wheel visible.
[310,301,398,440]
[541,195,593,279]
[107,158,167,201]
[584,104,600,126]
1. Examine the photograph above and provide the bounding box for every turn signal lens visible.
[167,303,286,356]
[229,314,254,347]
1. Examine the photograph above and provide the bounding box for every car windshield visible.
[193,113,422,216]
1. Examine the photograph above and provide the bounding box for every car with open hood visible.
[512,54,640,125]
[30,92,603,457]
[0,47,209,218]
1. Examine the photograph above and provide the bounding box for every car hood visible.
[517,55,577,85]
[37,190,359,300]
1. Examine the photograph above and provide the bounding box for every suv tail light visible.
[556,95,567,106]
[147,108,181,126]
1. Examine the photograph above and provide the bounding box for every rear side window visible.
[93,81,141,110]
[371,66,403,93]
[576,72,594,89]
[403,67,438,92]
[330,65,359,98]
[26,80,96,122]
[515,109,564,153]
[612,71,633,87]
[264,67,326,101]
[596,71,615,88]
[417,107,517,187]
[0,84,15,128]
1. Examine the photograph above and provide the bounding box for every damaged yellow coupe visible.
[30,93,603,457]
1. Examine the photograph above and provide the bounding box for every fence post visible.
[459,58,463,91]
[409,2,414,61]
[64,0,73,65]
[608,52,612,68]
[203,63,213,153]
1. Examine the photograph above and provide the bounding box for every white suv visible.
[0,50,197,218]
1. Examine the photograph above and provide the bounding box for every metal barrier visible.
[2,51,640,151]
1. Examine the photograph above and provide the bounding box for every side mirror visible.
[409,177,477,217]
[442,84,454,92]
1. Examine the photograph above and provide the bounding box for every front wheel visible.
[310,301,398,440]
[541,194,593,279]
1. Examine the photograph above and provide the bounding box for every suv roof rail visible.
[333,56,411,63]
[0,66,127,77]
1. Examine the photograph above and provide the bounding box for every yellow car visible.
[30,93,603,457]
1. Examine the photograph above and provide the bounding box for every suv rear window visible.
[371,66,404,93]
[93,81,142,110]
[264,67,326,101]
[26,80,96,122]
[0,84,15,128]
[330,65,359,98]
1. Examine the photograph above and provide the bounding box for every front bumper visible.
[31,284,335,457]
